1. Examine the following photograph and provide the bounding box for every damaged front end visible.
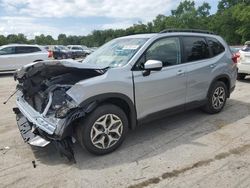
[13,60,107,160]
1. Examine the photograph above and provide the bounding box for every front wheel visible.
[76,104,128,155]
[202,81,228,114]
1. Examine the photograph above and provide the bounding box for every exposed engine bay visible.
[15,61,106,116]
[13,60,108,161]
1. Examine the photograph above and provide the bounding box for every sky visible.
[0,0,219,39]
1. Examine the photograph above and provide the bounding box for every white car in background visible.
[0,44,51,72]
[67,45,86,58]
[237,41,250,80]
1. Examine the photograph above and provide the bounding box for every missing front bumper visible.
[15,108,50,147]
[14,108,75,162]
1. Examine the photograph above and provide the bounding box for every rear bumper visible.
[238,63,250,74]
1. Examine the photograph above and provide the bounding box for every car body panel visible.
[186,49,236,102]
[66,66,134,106]
[0,44,49,71]
[238,50,250,74]
[133,64,187,119]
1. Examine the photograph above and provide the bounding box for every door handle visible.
[177,70,185,76]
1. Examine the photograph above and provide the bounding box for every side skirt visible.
[137,100,207,125]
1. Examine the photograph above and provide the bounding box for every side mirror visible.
[144,60,163,71]
[143,60,163,76]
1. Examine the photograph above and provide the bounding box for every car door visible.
[133,37,187,119]
[14,46,34,67]
[0,46,16,71]
[182,36,221,103]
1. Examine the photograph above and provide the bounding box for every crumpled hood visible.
[14,60,108,81]
[14,60,108,103]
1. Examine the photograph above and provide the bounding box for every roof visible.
[118,29,217,40]
[0,44,40,48]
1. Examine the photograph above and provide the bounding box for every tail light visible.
[48,50,53,58]
[236,52,240,58]
[232,53,239,64]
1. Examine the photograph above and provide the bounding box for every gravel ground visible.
[0,75,250,188]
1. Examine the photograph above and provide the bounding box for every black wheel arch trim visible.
[79,93,137,130]
[33,59,43,62]
[208,74,231,98]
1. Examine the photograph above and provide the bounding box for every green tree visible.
[57,34,67,45]
[232,3,250,42]
[197,2,211,17]
[0,35,7,46]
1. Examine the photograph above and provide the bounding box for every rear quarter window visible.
[207,38,225,57]
[182,36,210,63]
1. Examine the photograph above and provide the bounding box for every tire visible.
[202,81,228,114]
[76,104,128,155]
[237,73,246,80]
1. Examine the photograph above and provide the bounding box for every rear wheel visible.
[202,81,227,114]
[76,104,128,155]
[237,73,246,80]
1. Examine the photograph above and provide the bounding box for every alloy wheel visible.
[90,114,123,149]
[212,87,225,110]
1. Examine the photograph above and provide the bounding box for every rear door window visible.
[16,46,41,54]
[182,36,210,63]
[207,38,225,56]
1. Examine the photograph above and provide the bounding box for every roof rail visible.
[159,29,214,34]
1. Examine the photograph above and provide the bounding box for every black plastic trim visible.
[208,74,231,98]
[79,93,137,130]
[138,100,207,125]
[159,29,215,35]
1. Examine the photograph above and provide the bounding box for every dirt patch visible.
[128,177,160,188]
[214,119,227,129]
[127,144,250,188]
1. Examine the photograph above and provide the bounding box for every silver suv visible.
[13,30,237,160]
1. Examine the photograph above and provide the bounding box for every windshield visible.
[83,38,148,67]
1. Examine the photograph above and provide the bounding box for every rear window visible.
[207,38,225,56]
[72,47,82,50]
[16,46,41,54]
[182,36,210,62]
